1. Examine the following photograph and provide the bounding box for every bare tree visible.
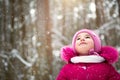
[35,0,53,80]
[95,0,106,27]
[117,0,120,17]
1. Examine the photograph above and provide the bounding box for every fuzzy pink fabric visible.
[100,46,119,64]
[56,63,120,80]
[60,46,76,63]
[56,46,120,80]
[61,46,119,64]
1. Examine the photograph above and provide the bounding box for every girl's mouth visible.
[80,42,87,45]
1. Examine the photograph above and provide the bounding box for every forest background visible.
[0,0,120,80]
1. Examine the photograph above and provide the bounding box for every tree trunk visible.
[0,0,6,79]
[2,0,7,51]
[117,0,120,17]
[10,0,15,49]
[35,0,53,80]
[95,0,106,27]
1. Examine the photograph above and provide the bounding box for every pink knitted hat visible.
[72,29,101,54]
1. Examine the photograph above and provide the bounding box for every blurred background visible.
[0,0,120,80]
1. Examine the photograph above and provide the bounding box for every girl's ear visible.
[60,46,76,63]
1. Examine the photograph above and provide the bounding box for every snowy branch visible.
[10,49,37,67]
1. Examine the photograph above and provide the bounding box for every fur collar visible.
[60,46,119,64]
[71,55,105,63]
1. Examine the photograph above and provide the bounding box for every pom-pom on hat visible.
[72,29,101,54]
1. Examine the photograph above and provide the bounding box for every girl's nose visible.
[80,38,85,41]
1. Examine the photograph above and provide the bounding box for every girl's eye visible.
[77,37,80,40]
[85,36,90,39]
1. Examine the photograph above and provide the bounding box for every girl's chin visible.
[77,52,89,55]
[78,54,89,56]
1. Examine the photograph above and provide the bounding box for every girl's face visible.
[75,32,94,55]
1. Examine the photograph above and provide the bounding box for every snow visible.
[52,50,60,57]
[6,49,38,68]
[57,15,63,20]
[89,2,96,12]
[32,35,37,46]
[99,18,120,31]
[0,0,120,79]
[11,49,32,67]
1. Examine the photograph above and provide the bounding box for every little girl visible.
[56,29,120,80]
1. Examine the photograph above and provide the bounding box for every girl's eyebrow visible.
[77,33,90,37]
[77,35,81,38]
[85,34,90,36]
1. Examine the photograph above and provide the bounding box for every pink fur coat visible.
[56,46,120,80]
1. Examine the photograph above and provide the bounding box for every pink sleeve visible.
[60,46,76,63]
[100,46,119,64]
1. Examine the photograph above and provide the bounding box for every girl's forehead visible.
[77,32,90,37]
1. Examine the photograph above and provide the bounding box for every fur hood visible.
[60,46,119,64]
